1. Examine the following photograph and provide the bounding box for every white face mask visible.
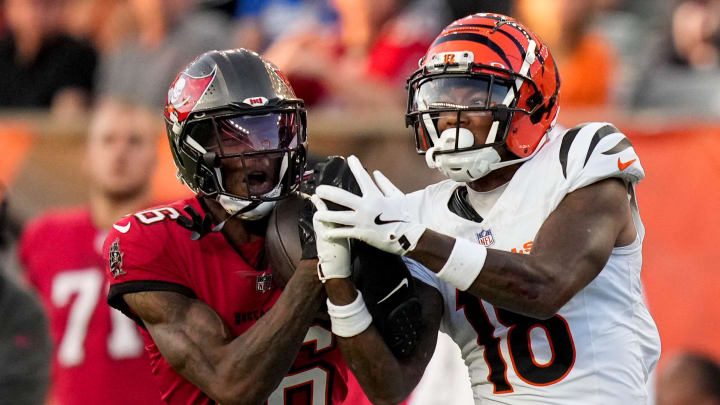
[425,127,503,182]
[425,126,550,182]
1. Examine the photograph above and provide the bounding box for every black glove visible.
[304,156,423,357]
[298,156,360,259]
[298,198,318,260]
[311,156,362,209]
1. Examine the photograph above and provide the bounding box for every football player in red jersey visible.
[19,99,163,405]
[103,49,366,405]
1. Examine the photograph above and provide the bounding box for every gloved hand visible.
[314,156,426,256]
[310,195,351,282]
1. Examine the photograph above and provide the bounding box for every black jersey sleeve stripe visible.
[602,137,634,155]
[107,281,198,329]
[583,124,620,167]
[432,33,514,72]
[559,126,584,178]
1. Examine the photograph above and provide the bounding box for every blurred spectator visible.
[265,0,447,109]
[18,99,163,405]
[0,272,52,404]
[57,0,122,51]
[0,186,52,405]
[0,0,97,117]
[200,0,240,17]
[233,0,337,52]
[443,0,511,21]
[586,0,666,107]
[670,0,720,69]
[630,0,720,115]
[515,0,617,108]
[657,352,720,405]
[0,185,15,274]
[96,0,230,108]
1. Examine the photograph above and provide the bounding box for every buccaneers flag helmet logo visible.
[109,238,126,278]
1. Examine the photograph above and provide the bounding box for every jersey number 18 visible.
[457,291,576,393]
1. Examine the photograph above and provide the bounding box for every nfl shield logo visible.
[256,273,273,294]
[476,229,495,247]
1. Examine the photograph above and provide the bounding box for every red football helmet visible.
[406,13,560,181]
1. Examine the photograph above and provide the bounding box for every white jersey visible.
[405,122,661,404]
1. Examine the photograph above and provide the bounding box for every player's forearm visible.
[222,262,324,403]
[405,229,455,271]
[338,332,417,405]
[324,279,419,404]
[466,250,565,319]
[408,230,561,319]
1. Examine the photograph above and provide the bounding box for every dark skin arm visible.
[323,277,444,405]
[123,259,323,405]
[407,177,637,319]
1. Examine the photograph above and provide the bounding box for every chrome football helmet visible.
[165,49,307,220]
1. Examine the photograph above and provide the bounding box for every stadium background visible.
[1,0,719,402]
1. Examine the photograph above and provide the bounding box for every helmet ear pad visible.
[193,161,218,195]
[527,91,544,121]
[505,65,560,157]
[505,87,556,157]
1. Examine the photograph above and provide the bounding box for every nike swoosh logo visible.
[377,278,409,304]
[617,157,636,171]
[113,222,131,233]
[374,214,407,225]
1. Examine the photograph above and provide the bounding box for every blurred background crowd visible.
[0,0,719,404]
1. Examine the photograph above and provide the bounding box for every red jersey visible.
[104,198,361,405]
[19,207,162,405]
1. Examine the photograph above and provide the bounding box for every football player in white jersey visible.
[308,13,661,405]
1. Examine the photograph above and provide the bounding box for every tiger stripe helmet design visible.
[406,13,560,181]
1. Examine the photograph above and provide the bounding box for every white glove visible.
[314,156,426,256]
[310,195,351,282]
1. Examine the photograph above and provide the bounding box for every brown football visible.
[265,192,305,291]
[265,193,329,321]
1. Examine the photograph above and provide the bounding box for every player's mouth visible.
[245,170,275,195]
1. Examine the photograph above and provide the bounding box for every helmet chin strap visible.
[217,194,276,221]
[426,127,539,182]
[425,128,496,182]
[177,197,273,241]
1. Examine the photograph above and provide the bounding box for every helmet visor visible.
[410,77,512,152]
[194,112,302,155]
[413,76,511,112]
[185,110,305,200]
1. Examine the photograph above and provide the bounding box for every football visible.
[265,192,305,291]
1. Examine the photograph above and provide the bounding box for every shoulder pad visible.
[558,122,644,192]
[104,204,190,274]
